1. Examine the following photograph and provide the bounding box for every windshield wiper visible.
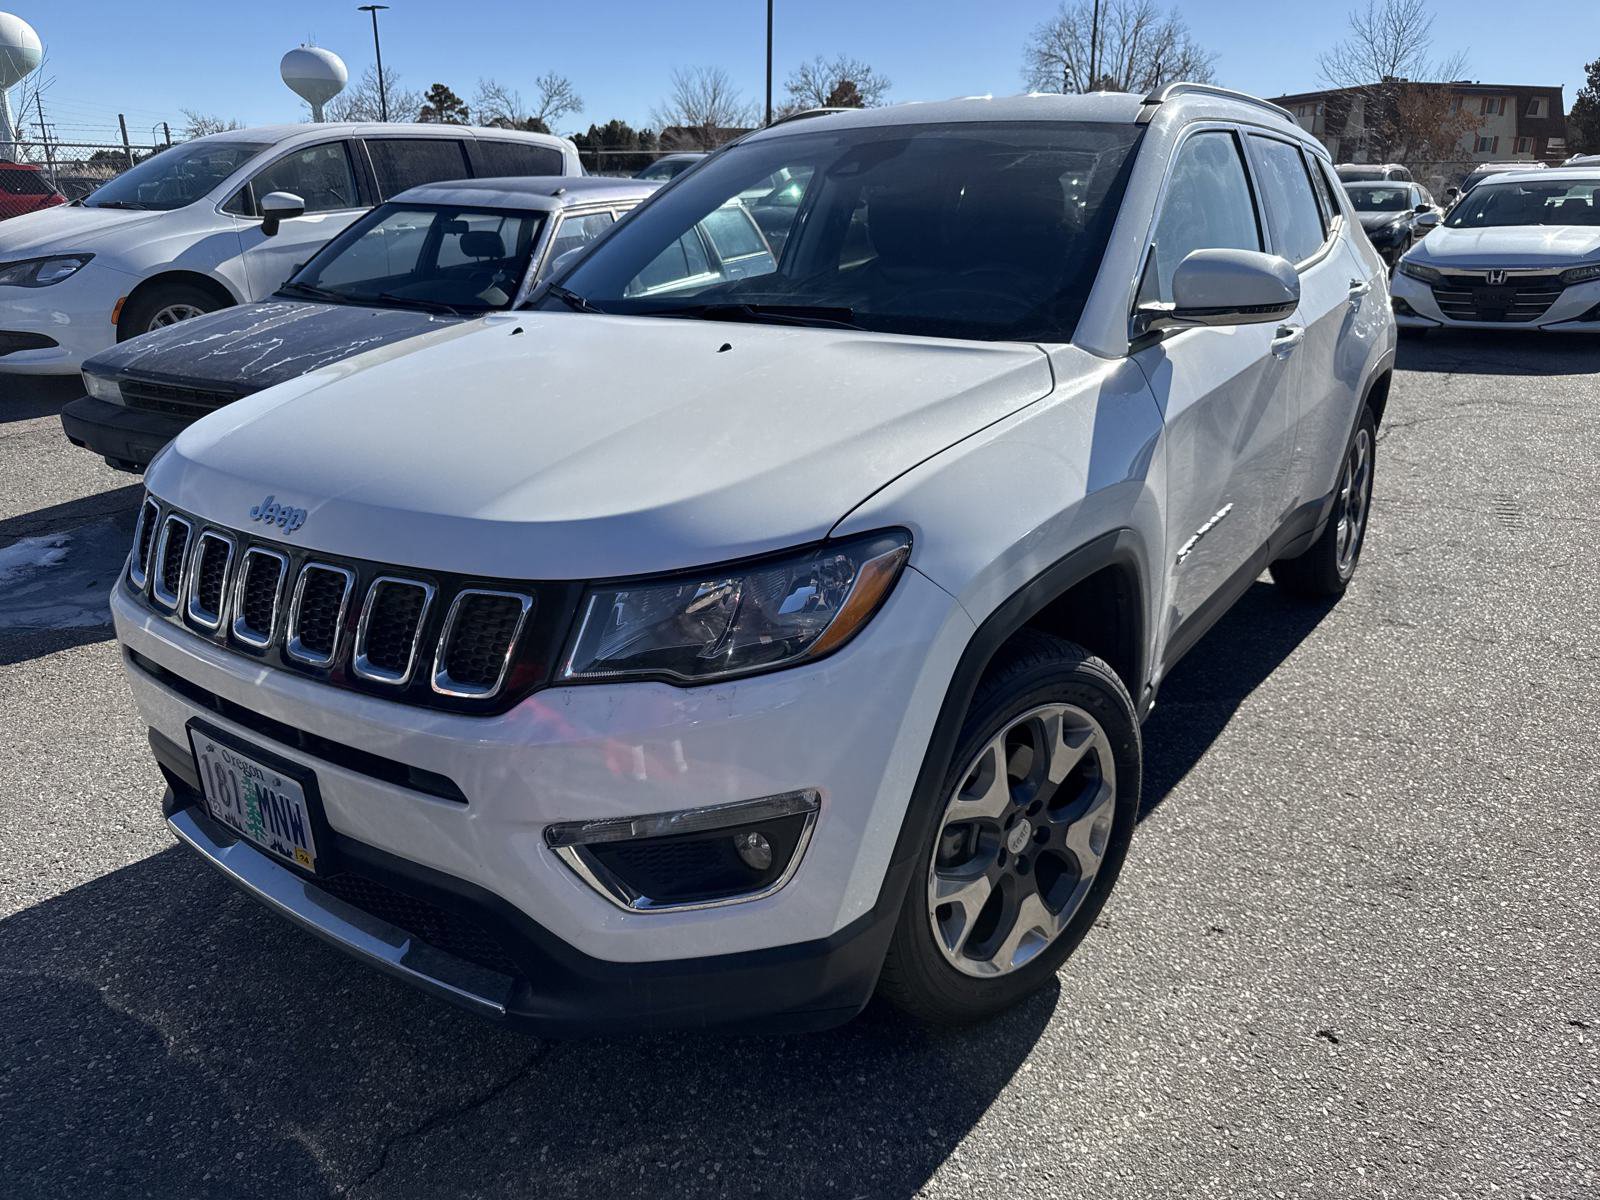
[547,283,606,314]
[89,200,152,210]
[276,281,348,303]
[377,292,466,317]
[647,302,858,330]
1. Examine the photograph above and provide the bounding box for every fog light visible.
[733,830,773,871]
[546,790,819,912]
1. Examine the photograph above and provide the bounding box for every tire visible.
[1270,404,1377,597]
[878,630,1141,1026]
[117,283,223,341]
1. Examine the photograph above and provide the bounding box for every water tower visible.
[280,45,347,122]
[0,13,42,162]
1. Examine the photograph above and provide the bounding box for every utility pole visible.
[764,0,774,125]
[1088,0,1101,92]
[163,121,172,147]
[358,5,391,122]
[118,112,133,168]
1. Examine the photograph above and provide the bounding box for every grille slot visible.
[315,871,522,978]
[432,590,532,698]
[287,564,354,666]
[151,515,192,608]
[231,547,288,648]
[128,497,159,589]
[120,378,241,418]
[354,577,435,685]
[184,531,235,629]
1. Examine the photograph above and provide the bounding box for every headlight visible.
[1560,262,1600,285]
[0,254,94,288]
[560,530,911,684]
[82,370,123,405]
[1397,260,1444,285]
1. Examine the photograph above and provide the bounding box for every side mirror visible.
[1135,248,1299,336]
[1415,211,1441,229]
[259,191,306,238]
[1414,202,1432,214]
[1445,187,1459,200]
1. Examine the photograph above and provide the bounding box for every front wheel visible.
[118,284,222,341]
[878,631,1141,1026]
[1271,404,1377,597]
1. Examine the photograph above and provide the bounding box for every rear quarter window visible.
[476,141,565,178]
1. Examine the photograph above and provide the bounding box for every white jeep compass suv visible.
[112,85,1395,1033]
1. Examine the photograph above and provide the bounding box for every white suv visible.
[0,123,580,375]
[112,85,1395,1032]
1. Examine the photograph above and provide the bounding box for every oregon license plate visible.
[191,730,320,872]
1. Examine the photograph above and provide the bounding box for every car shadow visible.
[1138,580,1335,820]
[0,375,82,422]
[1397,330,1600,376]
[0,844,1057,1199]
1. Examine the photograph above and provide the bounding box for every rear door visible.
[363,137,473,200]
[233,140,367,299]
[1132,127,1296,647]
[1251,139,1372,510]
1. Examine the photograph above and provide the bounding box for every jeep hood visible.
[88,300,468,394]
[148,313,1055,579]
[0,203,166,256]
[1414,223,1600,267]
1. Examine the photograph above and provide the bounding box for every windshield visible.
[1347,185,1410,212]
[85,140,267,211]
[549,120,1144,343]
[289,203,547,312]
[1444,180,1600,228]
[637,157,697,181]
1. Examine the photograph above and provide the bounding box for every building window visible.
[1526,97,1546,118]
[1514,136,1535,154]
[1475,135,1500,154]
[1449,96,1462,113]
[1479,96,1505,116]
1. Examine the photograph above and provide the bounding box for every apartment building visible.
[1270,81,1567,178]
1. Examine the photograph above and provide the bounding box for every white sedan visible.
[1391,167,1600,333]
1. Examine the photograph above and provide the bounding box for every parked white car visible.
[1392,167,1600,332]
[0,123,580,375]
[113,85,1395,1033]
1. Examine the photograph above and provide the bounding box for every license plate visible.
[1475,286,1517,308]
[191,731,320,872]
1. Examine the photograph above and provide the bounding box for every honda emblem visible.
[1485,269,1507,285]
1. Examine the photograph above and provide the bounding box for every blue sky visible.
[16,0,1597,146]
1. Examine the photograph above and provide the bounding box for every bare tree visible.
[323,65,421,124]
[651,66,756,149]
[1317,0,1471,162]
[473,78,528,128]
[1317,0,1468,90]
[180,109,243,140]
[532,72,583,127]
[474,74,582,134]
[1022,0,1216,95]
[784,55,891,112]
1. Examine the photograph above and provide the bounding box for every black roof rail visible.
[1138,81,1297,124]
[766,107,851,128]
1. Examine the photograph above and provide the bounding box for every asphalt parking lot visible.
[1,336,1597,1199]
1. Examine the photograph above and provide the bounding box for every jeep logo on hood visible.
[248,495,307,534]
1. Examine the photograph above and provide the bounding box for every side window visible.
[366,138,471,199]
[249,142,359,214]
[1249,136,1327,263]
[1309,155,1343,227]
[477,141,564,177]
[628,229,715,295]
[547,212,617,263]
[700,205,769,261]
[1144,130,1261,304]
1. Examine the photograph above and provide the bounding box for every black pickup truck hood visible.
[85,300,468,394]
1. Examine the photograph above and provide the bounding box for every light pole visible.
[764,0,773,126]
[357,5,390,122]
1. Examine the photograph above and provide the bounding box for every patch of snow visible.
[0,534,71,586]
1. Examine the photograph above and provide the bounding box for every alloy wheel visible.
[1334,427,1373,576]
[148,303,207,330]
[927,702,1117,978]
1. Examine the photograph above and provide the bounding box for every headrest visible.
[459,230,505,258]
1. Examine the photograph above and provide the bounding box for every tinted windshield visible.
[292,203,547,311]
[1445,180,1600,228]
[550,120,1143,342]
[85,141,267,210]
[637,157,696,181]
[1347,185,1409,212]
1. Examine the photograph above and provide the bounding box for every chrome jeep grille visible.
[124,494,563,713]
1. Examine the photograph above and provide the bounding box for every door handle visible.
[1348,278,1372,300]
[1271,324,1305,357]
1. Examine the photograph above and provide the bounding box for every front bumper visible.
[0,263,128,374]
[60,394,187,471]
[113,564,974,1029]
[1390,267,1600,332]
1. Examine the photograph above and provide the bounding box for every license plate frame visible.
[186,719,337,877]
[1474,285,1518,309]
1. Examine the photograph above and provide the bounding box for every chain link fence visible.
[8,141,165,200]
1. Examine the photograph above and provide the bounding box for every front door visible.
[234,141,367,300]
